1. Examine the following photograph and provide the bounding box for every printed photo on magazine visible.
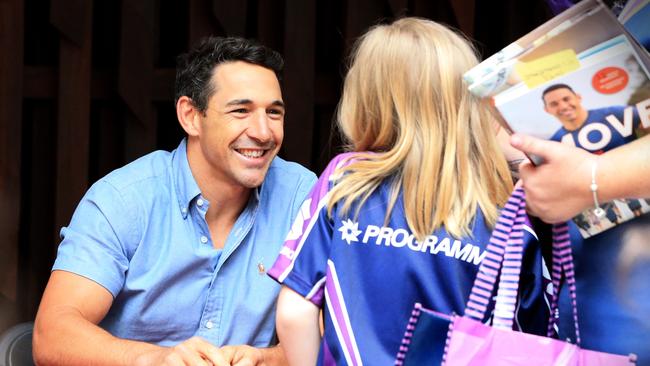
[493,35,650,238]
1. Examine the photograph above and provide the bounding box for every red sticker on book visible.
[591,66,628,94]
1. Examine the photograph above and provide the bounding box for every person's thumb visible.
[509,133,559,162]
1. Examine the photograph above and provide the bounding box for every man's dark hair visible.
[174,36,284,113]
[541,83,575,103]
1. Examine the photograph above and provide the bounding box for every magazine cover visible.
[494,35,650,238]
[464,0,650,99]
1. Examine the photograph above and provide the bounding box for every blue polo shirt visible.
[53,138,316,347]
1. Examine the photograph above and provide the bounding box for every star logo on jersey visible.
[338,219,362,245]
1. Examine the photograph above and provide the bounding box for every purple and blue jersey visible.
[269,153,550,365]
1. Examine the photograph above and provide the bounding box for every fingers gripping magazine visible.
[464,0,650,238]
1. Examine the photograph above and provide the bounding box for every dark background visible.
[0,0,557,333]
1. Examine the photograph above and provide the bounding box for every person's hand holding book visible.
[510,133,650,224]
[509,133,596,223]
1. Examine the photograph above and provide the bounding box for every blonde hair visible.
[327,17,513,240]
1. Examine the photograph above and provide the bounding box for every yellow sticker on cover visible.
[515,49,580,89]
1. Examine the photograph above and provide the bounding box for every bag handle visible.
[546,222,581,344]
[492,193,527,329]
[464,187,582,342]
[464,187,527,328]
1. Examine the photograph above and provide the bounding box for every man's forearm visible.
[34,311,228,366]
[33,309,162,366]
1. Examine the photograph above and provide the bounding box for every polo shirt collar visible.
[172,138,264,219]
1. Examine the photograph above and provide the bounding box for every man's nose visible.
[248,110,273,142]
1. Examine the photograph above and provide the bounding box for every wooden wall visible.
[0,0,552,332]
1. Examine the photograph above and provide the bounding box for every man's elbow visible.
[32,315,60,365]
[33,320,49,365]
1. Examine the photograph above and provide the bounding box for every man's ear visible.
[176,96,201,137]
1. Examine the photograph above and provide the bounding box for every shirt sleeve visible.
[52,179,140,297]
[288,169,318,223]
[268,154,352,307]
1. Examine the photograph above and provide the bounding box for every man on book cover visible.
[541,79,650,238]
[542,82,647,153]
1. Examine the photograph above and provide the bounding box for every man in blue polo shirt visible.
[33,36,316,365]
[543,83,645,154]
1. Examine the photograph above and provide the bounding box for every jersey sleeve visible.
[52,179,140,297]
[268,154,353,307]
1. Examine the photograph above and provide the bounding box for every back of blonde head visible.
[328,17,513,240]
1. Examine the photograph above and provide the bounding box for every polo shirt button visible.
[200,236,208,244]
[205,320,214,329]
[197,198,204,207]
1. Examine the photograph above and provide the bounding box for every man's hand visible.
[510,133,595,223]
[133,337,229,366]
[135,342,286,366]
[220,345,265,366]
[221,344,287,366]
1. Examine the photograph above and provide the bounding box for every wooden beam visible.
[23,66,56,99]
[282,0,316,167]
[344,0,389,51]
[449,0,475,36]
[212,0,247,36]
[256,0,283,52]
[152,68,175,101]
[189,0,217,46]
[50,0,87,47]
[22,102,58,321]
[388,0,408,16]
[53,0,93,246]
[119,0,157,160]
[23,66,175,101]
[0,0,24,330]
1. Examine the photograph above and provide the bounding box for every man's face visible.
[196,61,284,189]
[543,88,585,128]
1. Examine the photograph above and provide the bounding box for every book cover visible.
[465,0,650,99]
[494,36,650,237]
[464,0,650,238]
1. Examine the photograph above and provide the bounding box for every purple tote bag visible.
[397,187,637,366]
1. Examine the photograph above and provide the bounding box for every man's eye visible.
[268,109,284,117]
[231,108,248,114]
